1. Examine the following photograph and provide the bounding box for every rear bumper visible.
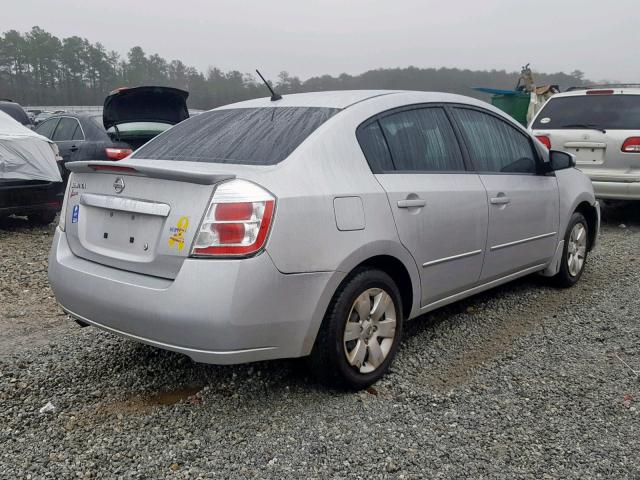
[0,181,63,216]
[48,228,343,364]
[0,201,61,216]
[590,179,640,200]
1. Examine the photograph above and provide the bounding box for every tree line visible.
[1,26,589,109]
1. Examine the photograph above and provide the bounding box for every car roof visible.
[216,90,404,110]
[215,89,499,112]
[44,112,105,123]
[48,112,88,118]
[211,89,526,135]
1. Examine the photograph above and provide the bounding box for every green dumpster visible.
[490,93,530,126]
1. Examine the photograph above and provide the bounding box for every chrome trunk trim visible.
[80,193,171,217]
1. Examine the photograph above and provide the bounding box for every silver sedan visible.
[48,90,599,389]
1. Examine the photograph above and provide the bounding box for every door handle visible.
[490,196,510,205]
[69,145,79,152]
[397,199,426,208]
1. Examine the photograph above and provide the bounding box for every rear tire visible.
[308,268,403,390]
[553,212,589,288]
[28,211,57,226]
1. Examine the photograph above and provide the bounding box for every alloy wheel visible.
[567,223,587,277]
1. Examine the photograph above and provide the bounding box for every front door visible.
[450,107,559,281]
[358,106,489,306]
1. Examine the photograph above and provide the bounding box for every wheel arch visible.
[333,240,421,319]
[556,169,599,251]
[300,243,421,357]
[351,255,414,320]
[574,200,599,251]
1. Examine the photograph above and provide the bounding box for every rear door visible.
[358,105,489,306]
[451,107,559,281]
[52,117,84,163]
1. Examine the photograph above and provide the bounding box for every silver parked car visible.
[530,85,640,200]
[48,90,600,389]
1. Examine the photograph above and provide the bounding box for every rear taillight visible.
[622,137,640,153]
[105,147,132,160]
[191,180,275,257]
[536,135,552,150]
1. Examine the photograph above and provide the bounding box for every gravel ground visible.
[1,204,639,479]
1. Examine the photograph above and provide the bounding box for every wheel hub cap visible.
[567,223,587,277]
[343,288,397,374]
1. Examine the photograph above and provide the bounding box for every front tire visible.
[308,268,403,390]
[553,212,589,288]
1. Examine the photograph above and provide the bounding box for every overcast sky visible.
[6,0,639,82]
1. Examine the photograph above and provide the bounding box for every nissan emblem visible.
[113,177,125,194]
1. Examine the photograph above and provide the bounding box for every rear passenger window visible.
[378,108,465,172]
[452,108,538,174]
[71,123,84,140]
[52,118,79,141]
[357,121,394,172]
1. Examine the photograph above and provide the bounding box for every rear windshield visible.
[532,94,640,130]
[132,107,339,165]
[91,115,104,129]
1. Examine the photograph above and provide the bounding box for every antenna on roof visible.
[255,69,282,101]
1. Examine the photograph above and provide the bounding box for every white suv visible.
[530,86,640,200]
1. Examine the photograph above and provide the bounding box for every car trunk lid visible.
[63,161,234,279]
[103,86,189,130]
[103,86,189,150]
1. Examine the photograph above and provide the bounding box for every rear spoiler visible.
[65,161,235,185]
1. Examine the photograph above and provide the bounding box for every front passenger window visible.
[452,108,538,174]
[35,118,58,139]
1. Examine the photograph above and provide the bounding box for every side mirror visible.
[547,150,576,171]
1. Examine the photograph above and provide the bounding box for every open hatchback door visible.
[103,86,189,150]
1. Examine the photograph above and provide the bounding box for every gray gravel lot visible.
[1,204,639,479]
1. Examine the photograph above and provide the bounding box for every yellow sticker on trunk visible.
[168,216,189,251]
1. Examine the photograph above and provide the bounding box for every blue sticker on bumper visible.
[72,205,79,224]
